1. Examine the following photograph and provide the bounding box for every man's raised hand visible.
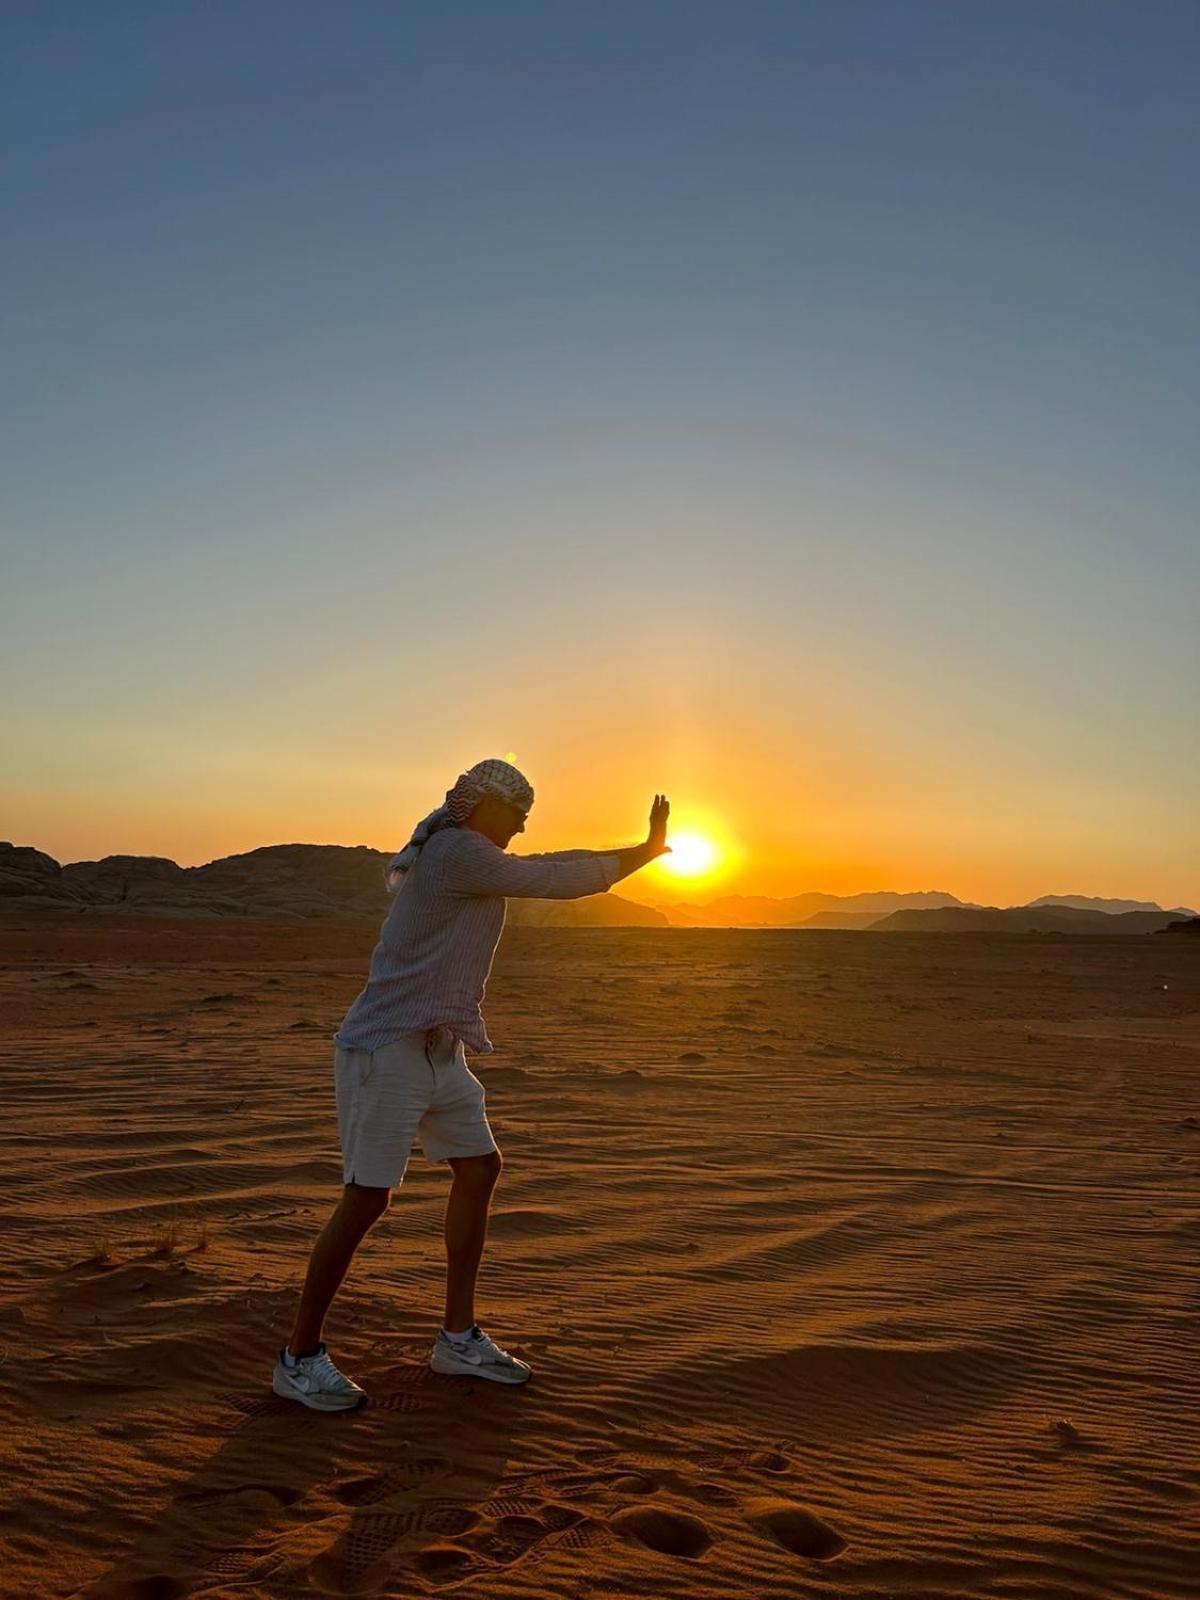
[647,793,671,857]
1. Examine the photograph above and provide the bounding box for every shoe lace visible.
[474,1328,512,1361]
[308,1349,345,1385]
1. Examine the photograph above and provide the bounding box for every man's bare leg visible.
[287,1182,390,1353]
[443,1151,503,1331]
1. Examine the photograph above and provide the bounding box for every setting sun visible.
[636,808,745,901]
[661,831,720,878]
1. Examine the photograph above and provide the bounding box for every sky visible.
[3,1,1197,909]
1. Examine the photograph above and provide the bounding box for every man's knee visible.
[343,1180,391,1219]
[450,1149,503,1187]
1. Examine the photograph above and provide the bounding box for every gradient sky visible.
[4,1,1197,908]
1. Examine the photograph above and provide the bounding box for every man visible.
[272,758,671,1410]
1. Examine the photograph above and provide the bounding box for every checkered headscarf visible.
[385,759,535,890]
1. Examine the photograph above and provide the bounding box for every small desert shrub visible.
[86,1235,117,1267]
[150,1220,183,1257]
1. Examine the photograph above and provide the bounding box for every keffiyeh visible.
[385,759,535,890]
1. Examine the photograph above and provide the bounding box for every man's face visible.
[497,798,528,847]
[470,793,529,848]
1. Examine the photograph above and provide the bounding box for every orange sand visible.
[1,915,1197,1599]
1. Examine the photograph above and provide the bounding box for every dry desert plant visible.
[150,1219,183,1257]
[85,1235,117,1267]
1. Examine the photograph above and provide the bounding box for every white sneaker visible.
[430,1325,532,1385]
[272,1340,368,1411]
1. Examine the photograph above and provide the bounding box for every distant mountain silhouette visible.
[659,890,965,928]
[657,889,1197,930]
[0,842,666,926]
[1154,916,1200,938]
[871,906,1183,936]
[795,910,886,930]
[1031,893,1198,917]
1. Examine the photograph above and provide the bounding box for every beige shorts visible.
[334,1025,498,1189]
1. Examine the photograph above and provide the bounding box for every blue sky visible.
[3,2,1197,904]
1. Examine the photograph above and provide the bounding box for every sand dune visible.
[1,916,1197,1598]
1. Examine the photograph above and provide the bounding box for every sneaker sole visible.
[429,1351,532,1385]
[271,1367,368,1411]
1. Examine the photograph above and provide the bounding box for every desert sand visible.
[1,915,1197,1599]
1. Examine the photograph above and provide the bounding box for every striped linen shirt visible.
[333,826,622,1056]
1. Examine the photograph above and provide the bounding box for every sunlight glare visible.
[662,830,719,878]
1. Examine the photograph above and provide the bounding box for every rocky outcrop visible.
[0,841,665,925]
[0,845,75,907]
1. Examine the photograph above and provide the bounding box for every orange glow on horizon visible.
[8,755,1196,913]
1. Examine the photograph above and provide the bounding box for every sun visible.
[661,830,719,878]
[641,809,742,897]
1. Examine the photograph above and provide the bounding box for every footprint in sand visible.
[309,1501,481,1590]
[692,1479,740,1506]
[476,1493,544,1518]
[414,1543,480,1585]
[505,1467,602,1502]
[176,1482,302,1510]
[608,1471,657,1495]
[534,1462,667,1506]
[745,1496,847,1560]
[307,1510,422,1590]
[544,1516,601,1551]
[461,1500,590,1569]
[415,1502,480,1536]
[333,1457,453,1507]
[199,1544,278,1583]
[465,1511,554,1566]
[610,1503,714,1559]
[313,1497,581,1590]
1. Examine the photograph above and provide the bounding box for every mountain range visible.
[1029,893,1197,916]
[660,890,964,926]
[1,843,1194,935]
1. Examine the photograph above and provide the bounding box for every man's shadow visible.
[71,1325,529,1598]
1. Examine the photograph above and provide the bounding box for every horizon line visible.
[4,838,1194,915]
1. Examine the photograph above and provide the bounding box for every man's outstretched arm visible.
[514,796,672,888]
[445,794,671,899]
